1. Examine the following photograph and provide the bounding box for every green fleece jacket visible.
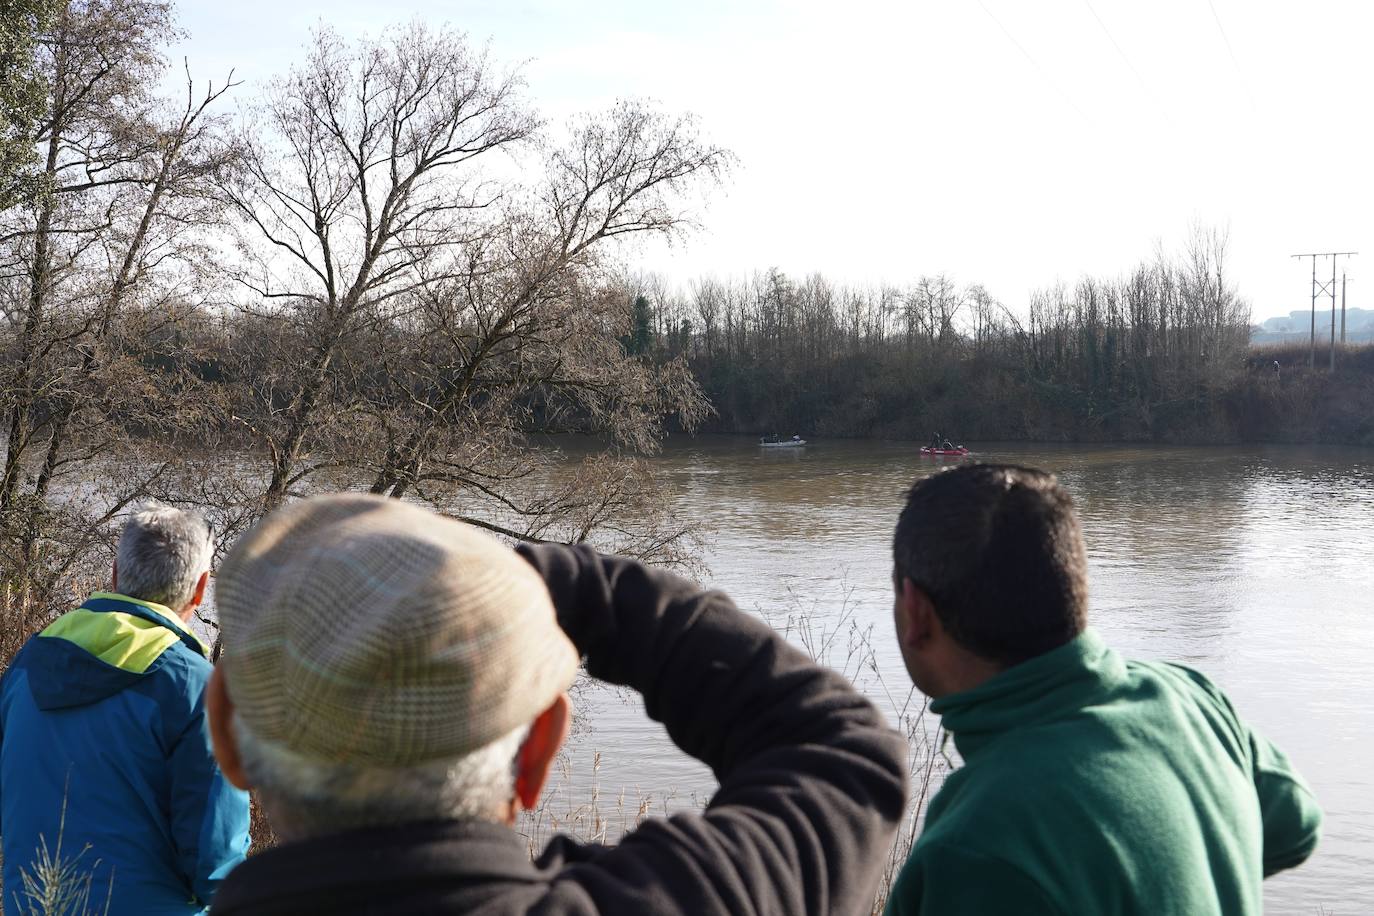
[887,630,1321,916]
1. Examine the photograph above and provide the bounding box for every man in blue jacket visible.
[1,502,250,915]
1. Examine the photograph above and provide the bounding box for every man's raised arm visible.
[518,543,908,916]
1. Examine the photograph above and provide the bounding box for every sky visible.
[165,0,1373,322]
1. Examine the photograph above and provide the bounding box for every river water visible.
[552,437,1374,914]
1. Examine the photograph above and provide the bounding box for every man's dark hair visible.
[893,464,1088,667]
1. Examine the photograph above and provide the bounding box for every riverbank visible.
[689,342,1374,447]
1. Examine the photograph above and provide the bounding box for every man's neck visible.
[932,651,1004,698]
[105,588,197,623]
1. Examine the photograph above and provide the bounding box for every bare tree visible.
[219,24,728,563]
[217,23,538,510]
[0,0,62,207]
[0,0,236,631]
[361,99,727,495]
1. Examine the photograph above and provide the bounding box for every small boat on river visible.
[920,445,970,456]
[760,435,807,448]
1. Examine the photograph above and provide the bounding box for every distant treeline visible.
[631,231,1374,446]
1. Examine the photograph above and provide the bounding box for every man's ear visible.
[514,692,571,812]
[188,570,210,610]
[898,577,940,652]
[206,665,251,791]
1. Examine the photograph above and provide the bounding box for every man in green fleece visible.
[886,464,1321,916]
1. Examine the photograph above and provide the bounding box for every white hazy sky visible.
[167,0,1372,321]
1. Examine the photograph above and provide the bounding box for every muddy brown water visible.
[554,437,1374,913]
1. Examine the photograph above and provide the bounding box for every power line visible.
[1205,0,1244,77]
[1204,0,1257,112]
[976,0,1094,127]
[1080,0,1175,127]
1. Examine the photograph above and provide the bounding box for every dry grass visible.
[246,793,278,856]
[0,574,99,677]
[2,788,113,916]
[770,587,949,913]
[518,751,695,856]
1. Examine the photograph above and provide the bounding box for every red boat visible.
[920,446,970,456]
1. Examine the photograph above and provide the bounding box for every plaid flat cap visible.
[215,493,578,765]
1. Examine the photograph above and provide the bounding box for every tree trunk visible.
[263,345,336,509]
[0,120,63,517]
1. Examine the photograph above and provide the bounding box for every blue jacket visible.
[1,593,250,915]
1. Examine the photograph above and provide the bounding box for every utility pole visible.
[1341,271,1348,343]
[1330,256,1336,371]
[1308,256,1315,365]
[1291,251,1357,369]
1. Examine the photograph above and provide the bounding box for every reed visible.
[3,788,112,916]
[521,586,950,914]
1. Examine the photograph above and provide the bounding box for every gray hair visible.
[115,501,214,611]
[233,715,530,840]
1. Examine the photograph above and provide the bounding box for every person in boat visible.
[929,433,942,450]
[885,465,1320,915]
[202,494,906,915]
[941,439,955,451]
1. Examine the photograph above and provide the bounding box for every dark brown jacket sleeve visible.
[517,543,908,916]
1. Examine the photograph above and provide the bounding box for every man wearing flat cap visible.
[203,493,906,915]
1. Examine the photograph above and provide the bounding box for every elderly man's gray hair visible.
[116,501,215,611]
[233,716,529,840]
